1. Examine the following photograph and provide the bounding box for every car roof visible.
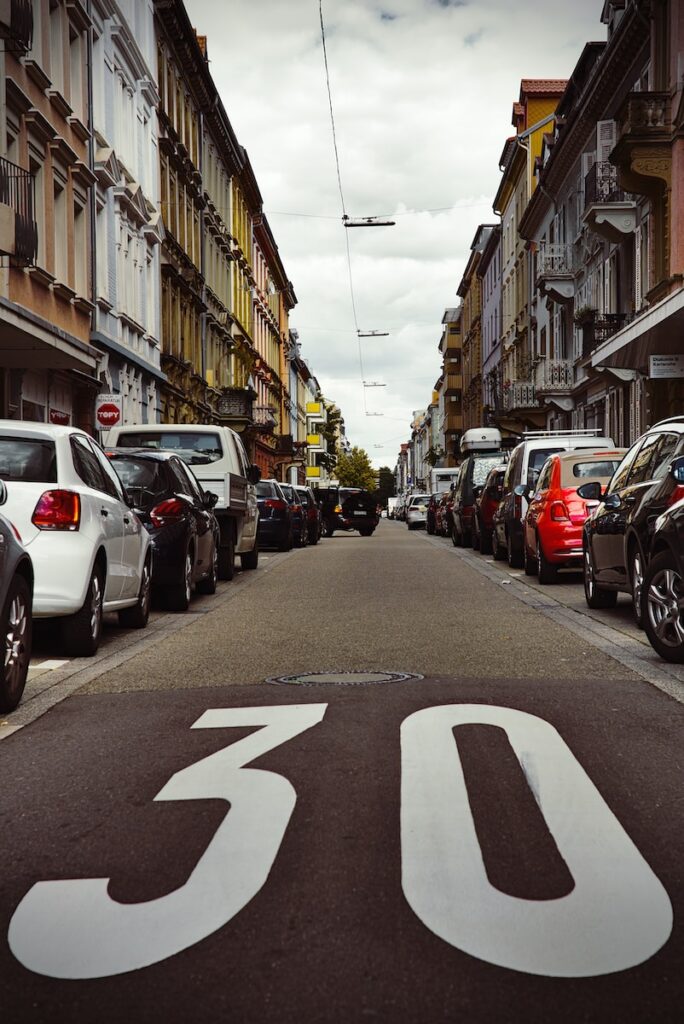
[555,449,627,462]
[0,420,84,439]
[106,448,178,462]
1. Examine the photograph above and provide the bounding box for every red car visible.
[472,465,506,554]
[523,449,626,584]
[435,489,454,537]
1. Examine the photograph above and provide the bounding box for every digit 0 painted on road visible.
[401,704,673,977]
[8,704,329,979]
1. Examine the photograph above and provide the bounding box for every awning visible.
[591,287,684,372]
[0,297,99,372]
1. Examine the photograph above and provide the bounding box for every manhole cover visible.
[266,670,423,687]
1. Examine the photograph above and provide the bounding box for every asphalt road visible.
[1,519,684,1022]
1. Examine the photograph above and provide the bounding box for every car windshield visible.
[116,432,223,464]
[110,457,166,508]
[0,437,57,482]
[472,455,503,487]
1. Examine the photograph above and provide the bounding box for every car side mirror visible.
[577,481,602,502]
[513,484,527,497]
[0,479,7,506]
[247,464,261,485]
[669,455,684,484]
[202,491,219,509]
[473,485,483,499]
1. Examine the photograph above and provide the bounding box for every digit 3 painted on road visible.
[8,704,329,980]
[8,703,674,980]
[401,704,673,977]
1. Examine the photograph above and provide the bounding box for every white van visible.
[106,423,260,579]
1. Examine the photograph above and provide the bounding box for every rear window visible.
[562,459,623,486]
[280,484,295,501]
[116,432,223,465]
[472,455,503,487]
[410,495,429,505]
[256,481,277,498]
[0,437,57,482]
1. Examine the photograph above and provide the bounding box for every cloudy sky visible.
[184,0,606,467]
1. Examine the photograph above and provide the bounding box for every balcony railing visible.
[584,162,631,209]
[0,156,37,265]
[537,242,574,277]
[536,359,575,393]
[0,0,33,52]
[502,381,536,411]
[618,92,671,137]
[253,404,277,432]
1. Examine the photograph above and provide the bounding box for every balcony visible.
[536,359,575,406]
[583,162,637,242]
[502,381,536,412]
[444,373,462,396]
[612,92,671,198]
[442,409,463,434]
[536,243,575,304]
[253,404,277,434]
[216,385,255,424]
[0,0,32,52]
[0,156,37,266]
[580,312,632,358]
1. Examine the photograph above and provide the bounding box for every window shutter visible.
[596,120,617,163]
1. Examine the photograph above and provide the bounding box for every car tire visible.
[507,531,524,569]
[118,557,152,628]
[471,519,480,551]
[492,529,504,561]
[197,541,219,593]
[536,535,557,585]
[479,520,492,555]
[359,527,373,537]
[629,545,646,629]
[0,573,32,712]
[308,526,319,546]
[643,550,684,663]
[524,541,537,576]
[324,521,335,538]
[583,543,617,609]
[166,548,193,612]
[218,528,235,580]
[240,539,259,571]
[62,565,104,657]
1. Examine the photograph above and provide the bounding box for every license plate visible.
[354,511,367,516]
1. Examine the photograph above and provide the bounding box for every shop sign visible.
[649,354,684,379]
[95,394,123,429]
[49,409,70,425]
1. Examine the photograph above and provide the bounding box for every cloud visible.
[186,0,605,466]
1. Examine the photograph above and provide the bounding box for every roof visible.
[520,79,569,97]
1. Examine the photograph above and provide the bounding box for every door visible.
[90,439,145,601]
[70,434,125,602]
[172,458,215,577]
[233,434,258,552]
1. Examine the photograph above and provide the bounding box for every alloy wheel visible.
[4,590,29,695]
[90,574,103,640]
[584,547,595,601]
[631,549,644,624]
[646,567,684,650]
[183,553,193,603]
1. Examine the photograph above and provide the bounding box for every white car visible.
[0,422,151,656]
[406,494,430,530]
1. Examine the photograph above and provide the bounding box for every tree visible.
[375,466,395,505]
[336,446,377,490]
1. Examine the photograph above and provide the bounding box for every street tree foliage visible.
[375,466,396,504]
[336,446,377,490]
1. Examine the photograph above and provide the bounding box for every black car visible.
[641,490,684,662]
[107,450,220,612]
[314,486,379,537]
[0,480,33,712]
[295,485,322,545]
[256,479,293,551]
[579,417,684,624]
[279,483,308,547]
[451,451,507,548]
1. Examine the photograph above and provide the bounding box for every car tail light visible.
[150,498,186,528]
[264,498,286,511]
[550,500,570,522]
[32,490,81,531]
[667,484,684,507]
[334,504,342,513]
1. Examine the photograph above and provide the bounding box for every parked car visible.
[256,479,293,551]
[426,493,440,535]
[0,423,151,656]
[522,450,626,584]
[279,483,309,547]
[0,480,33,712]
[641,493,684,662]
[492,430,615,567]
[106,450,220,611]
[406,494,430,530]
[580,417,684,624]
[295,485,322,545]
[452,452,507,548]
[315,486,379,536]
[435,488,455,538]
[471,465,506,554]
[107,423,260,579]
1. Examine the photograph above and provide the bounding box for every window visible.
[88,439,125,500]
[71,435,107,492]
[536,459,554,492]
[651,433,680,479]
[53,175,68,282]
[173,459,203,503]
[625,433,661,487]
[73,199,87,296]
[49,0,64,93]
[69,23,83,119]
[0,438,57,482]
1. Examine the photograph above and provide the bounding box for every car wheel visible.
[118,556,152,628]
[491,528,504,561]
[643,550,684,663]
[240,538,259,571]
[507,531,523,569]
[536,535,557,585]
[309,526,319,546]
[479,521,492,555]
[197,541,220,593]
[167,548,193,611]
[62,565,104,657]
[359,527,373,537]
[218,529,235,580]
[0,574,32,712]
[324,521,335,538]
[471,518,480,551]
[523,539,537,576]
[583,543,617,609]
[630,545,645,628]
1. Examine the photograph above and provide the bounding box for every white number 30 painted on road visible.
[8,703,673,980]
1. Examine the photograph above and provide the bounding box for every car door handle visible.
[100,508,109,517]
[123,516,130,524]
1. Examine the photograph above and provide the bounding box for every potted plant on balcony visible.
[572,305,596,326]
[573,306,597,357]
